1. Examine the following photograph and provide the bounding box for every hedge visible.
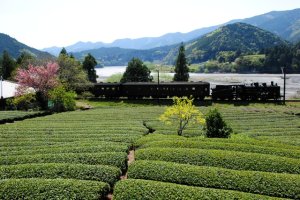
[0,152,128,173]
[135,148,300,174]
[0,178,109,200]
[0,163,121,187]
[138,140,300,159]
[128,160,300,199]
[0,143,130,156]
[134,134,299,150]
[113,179,284,200]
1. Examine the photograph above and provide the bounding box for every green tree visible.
[49,86,76,112]
[60,47,68,56]
[173,44,189,81]
[121,58,152,82]
[57,54,90,92]
[82,53,98,83]
[1,51,16,80]
[204,108,232,138]
[159,97,205,136]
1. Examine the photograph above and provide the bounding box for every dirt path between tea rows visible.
[106,150,135,200]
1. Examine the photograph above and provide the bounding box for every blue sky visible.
[0,0,299,49]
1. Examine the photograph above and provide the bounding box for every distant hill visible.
[0,33,54,59]
[73,23,287,66]
[241,8,300,43]
[73,45,175,66]
[43,8,300,56]
[183,23,288,63]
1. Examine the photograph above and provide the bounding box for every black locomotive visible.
[211,82,280,101]
[92,81,281,101]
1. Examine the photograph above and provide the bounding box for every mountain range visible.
[43,8,300,56]
[0,33,53,59]
[73,23,288,66]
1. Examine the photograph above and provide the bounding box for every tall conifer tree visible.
[173,44,189,81]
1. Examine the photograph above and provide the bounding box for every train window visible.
[192,87,195,91]
[112,87,115,91]
[101,87,104,90]
[186,88,189,91]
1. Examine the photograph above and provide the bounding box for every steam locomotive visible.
[92,81,281,101]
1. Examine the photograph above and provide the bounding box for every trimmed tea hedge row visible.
[0,141,130,155]
[0,111,48,124]
[0,178,109,200]
[0,152,128,173]
[113,179,284,200]
[0,134,141,146]
[0,163,121,187]
[128,160,300,199]
[139,140,300,159]
[0,143,130,156]
[135,148,300,174]
[134,134,300,150]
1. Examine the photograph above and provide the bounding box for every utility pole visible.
[157,69,160,104]
[0,76,4,110]
[281,67,286,104]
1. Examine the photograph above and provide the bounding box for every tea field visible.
[0,101,299,199]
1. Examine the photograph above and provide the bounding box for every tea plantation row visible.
[0,106,156,199]
[113,103,300,199]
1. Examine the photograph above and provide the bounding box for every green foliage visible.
[264,44,300,73]
[120,58,152,82]
[82,53,98,83]
[1,50,16,80]
[0,152,128,173]
[49,86,76,111]
[128,160,300,199]
[57,54,90,92]
[0,178,109,200]
[113,179,282,200]
[204,108,232,138]
[137,139,300,159]
[173,44,189,81]
[0,163,121,187]
[235,54,265,72]
[135,147,300,174]
[9,93,37,110]
[159,97,205,136]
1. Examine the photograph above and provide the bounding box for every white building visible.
[0,80,19,99]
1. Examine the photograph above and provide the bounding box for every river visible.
[96,66,300,98]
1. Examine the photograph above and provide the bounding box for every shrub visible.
[0,178,109,200]
[49,86,76,112]
[135,148,300,174]
[0,152,128,173]
[204,108,232,138]
[0,163,121,187]
[113,179,282,200]
[9,93,37,110]
[128,160,300,199]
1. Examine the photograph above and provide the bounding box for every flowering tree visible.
[159,97,205,136]
[15,62,60,96]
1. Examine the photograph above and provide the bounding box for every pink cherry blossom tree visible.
[15,62,60,97]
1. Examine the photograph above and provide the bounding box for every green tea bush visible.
[138,140,300,159]
[135,148,300,174]
[0,163,121,186]
[0,152,128,173]
[113,179,283,200]
[204,108,232,138]
[0,143,130,156]
[0,178,109,200]
[128,160,300,199]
